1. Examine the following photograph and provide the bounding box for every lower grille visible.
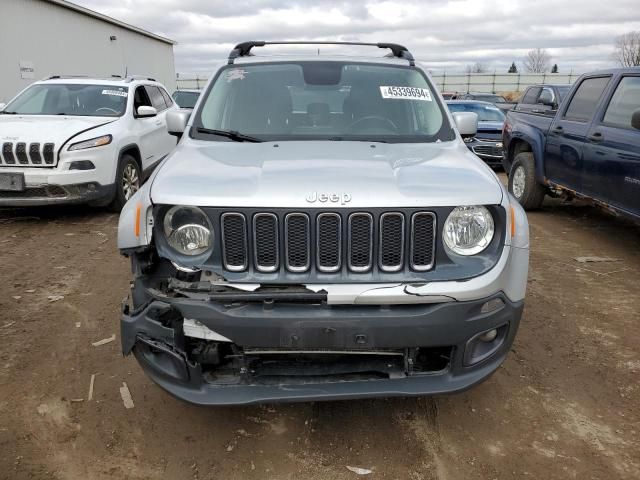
[472,145,503,158]
[219,210,437,275]
[1,142,57,167]
[0,185,67,198]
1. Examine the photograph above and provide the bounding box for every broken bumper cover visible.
[121,292,523,405]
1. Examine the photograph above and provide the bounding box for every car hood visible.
[0,115,115,150]
[151,140,504,208]
[477,121,504,132]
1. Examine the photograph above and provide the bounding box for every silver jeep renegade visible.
[117,42,530,405]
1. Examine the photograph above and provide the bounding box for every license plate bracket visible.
[0,172,25,191]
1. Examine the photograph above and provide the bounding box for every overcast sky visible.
[74,0,640,74]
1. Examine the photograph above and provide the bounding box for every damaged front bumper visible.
[122,286,523,405]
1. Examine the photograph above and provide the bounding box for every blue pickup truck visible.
[503,68,640,220]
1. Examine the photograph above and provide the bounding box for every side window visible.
[521,87,541,105]
[133,86,152,113]
[602,76,640,129]
[563,76,610,122]
[160,88,174,108]
[145,86,167,111]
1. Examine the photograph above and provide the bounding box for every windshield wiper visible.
[195,127,263,143]
[0,111,17,115]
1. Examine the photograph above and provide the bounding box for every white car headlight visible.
[163,206,213,256]
[68,134,112,151]
[443,206,494,255]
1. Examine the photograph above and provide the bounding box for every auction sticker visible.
[380,86,432,101]
[102,89,127,97]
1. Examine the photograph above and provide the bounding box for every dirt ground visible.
[1,187,639,479]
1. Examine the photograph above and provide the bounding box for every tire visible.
[508,152,546,210]
[108,154,141,212]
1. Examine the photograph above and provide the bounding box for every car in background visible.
[441,92,458,100]
[456,92,515,113]
[172,89,201,110]
[0,75,177,210]
[447,100,505,168]
[503,68,639,221]
[513,84,572,115]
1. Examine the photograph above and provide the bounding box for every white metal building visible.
[0,0,177,102]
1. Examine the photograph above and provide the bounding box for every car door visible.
[144,85,176,165]
[131,85,163,171]
[544,76,611,192]
[582,74,640,216]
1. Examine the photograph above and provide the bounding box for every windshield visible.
[172,90,200,109]
[447,102,505,122]
[3,84,128,116]
[193,62,454,143]
[474,95,507,103]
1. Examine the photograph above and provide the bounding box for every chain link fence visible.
[431,72,580,94]
[176,72,582,94]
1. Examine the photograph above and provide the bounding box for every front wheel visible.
[109,154,141,212]
[508,152,546,210]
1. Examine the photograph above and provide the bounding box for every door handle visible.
[587,131,603,142]
[155,121,162,126]
[551,125,563,133]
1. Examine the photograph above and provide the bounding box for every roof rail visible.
[227,41,415,66]
[125,75,157,82]
[46,75,90,80]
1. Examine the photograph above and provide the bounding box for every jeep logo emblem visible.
[306,191,352,205]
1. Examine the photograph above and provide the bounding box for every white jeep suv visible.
[0,76,177,210]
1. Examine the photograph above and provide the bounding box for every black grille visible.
[2,143,15,164]
[0,142,56,166]
[221,213,248,271]
[16,143,28,164]
[218,210,437,274]
[349,213,373,271]
[317,213,341,272]
[410,213,436,270]
[0,186,66,198]
[379,213,404,271]
[472,145,503,157]
[29,143,42,164]
[254,214,279,272]
[285,214,310,272]
[43,143,55,164]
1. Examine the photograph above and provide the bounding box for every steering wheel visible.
[95,107,119,115]
[346,115,398,133]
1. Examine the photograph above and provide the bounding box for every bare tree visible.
[613,31,640,66]
[465,62,487,74]
[523,48,551,73]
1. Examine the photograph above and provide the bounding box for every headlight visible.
[443,206,494,255]
[163,206,212,256]
[68,135,112,151]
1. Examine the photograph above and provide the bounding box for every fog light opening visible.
[478,328,498,343]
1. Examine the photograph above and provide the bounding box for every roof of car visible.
[446,100,500,106]
[36,76,163,87]
[581,67,640,76]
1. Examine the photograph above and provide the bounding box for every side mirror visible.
[136,105,157,118]
[632,109,640,131]
[166,109,191,137]
[452,112,478,138]
[538,90,555,107]
[0,103,6,112]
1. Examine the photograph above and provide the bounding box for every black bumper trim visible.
[121,292,523,405]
